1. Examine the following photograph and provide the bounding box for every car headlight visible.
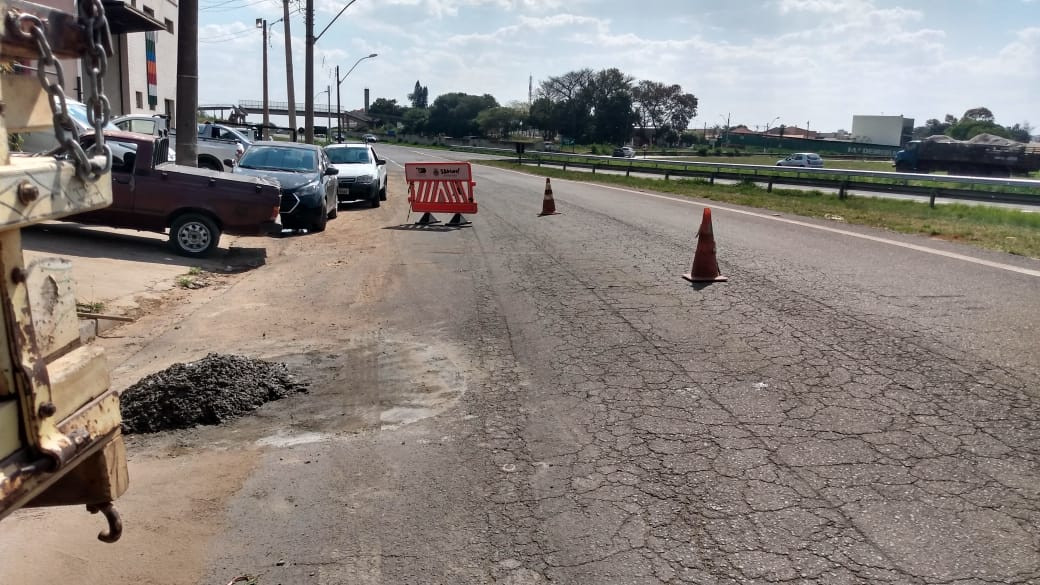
[294,179,322,194]
[355,174,374,183]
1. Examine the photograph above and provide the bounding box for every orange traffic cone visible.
[538,178,559,216]
[682,208,728,283]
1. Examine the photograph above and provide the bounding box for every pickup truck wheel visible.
[171,213,220,257]
[198,157,222,172]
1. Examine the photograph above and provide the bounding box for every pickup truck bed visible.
[69,131,282,256]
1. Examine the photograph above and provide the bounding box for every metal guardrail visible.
[447,145,1040,207]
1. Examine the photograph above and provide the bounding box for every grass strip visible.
[476,160,1040,259]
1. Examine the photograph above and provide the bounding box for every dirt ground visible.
[0,167,420,584]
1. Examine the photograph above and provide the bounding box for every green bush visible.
[697,148,708,157]
[590,145,600,155]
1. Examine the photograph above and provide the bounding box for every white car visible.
[17,100,168,164]
[363,134,378,143]
[776,152,824,168]
[325,143,388,208]
[612,146,636,158]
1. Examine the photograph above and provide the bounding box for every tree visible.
[537,69,596,143]
[426,92,499,137]
[528,96,560,140]
[408,81,429,109]
[589,68,637,144]
[1005,122,1032,143]
[912,116,954,139]
[368,98,404,118]
[962,107,994,123]
[633,81,698,146]
[476,106,522,137]
[947,119,1009,140]
[401,108,429,134]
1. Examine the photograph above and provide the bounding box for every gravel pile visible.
[120,353,308,434]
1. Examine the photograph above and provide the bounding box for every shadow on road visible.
[24,223,271,272]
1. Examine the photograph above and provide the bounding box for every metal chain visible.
[9,0,113,182]
[79,0,113,181]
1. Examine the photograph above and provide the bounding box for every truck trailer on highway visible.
[894,134,1040,177]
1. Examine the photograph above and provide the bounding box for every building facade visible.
[94,0,175,123]
[851,115,914,147]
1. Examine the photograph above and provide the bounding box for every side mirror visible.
[223,158,235,168]
[376,158,386,166]
[324,166,339,175]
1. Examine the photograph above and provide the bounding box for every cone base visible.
[537,211,560,216]
[682,273,728,283]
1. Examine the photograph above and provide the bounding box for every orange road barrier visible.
[538,178,559,216]
[406,162,478,226]
[682,207,728,283]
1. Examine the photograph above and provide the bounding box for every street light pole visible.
[256,19,269,139]
[282,0,296,138]
[304,0,314,143]
[335,53,378,141]
[305,0,360,144]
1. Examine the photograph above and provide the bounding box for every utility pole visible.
[304,0,314,143]
[257,19,269,140]
[306,0,359,144]
[175,0,198,165]
[335,65,341,141]
[282,0,296,138]
[326,84,331,138]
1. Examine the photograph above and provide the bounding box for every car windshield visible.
[327,147,371,164]
[68,102,119,132]
[238,146,317,172]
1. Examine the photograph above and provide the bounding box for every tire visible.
[370,187,381,208]
[312,203,328,232]
[328,201,338,219]
[170,213,220,257]
[198,157,222,171]
[379,179,387,201]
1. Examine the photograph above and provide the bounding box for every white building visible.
[851,115,914,147]
[96,0,177,121]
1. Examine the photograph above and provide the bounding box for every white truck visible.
[112,116,251,172]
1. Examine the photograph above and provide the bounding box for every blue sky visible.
[198,0,1039,133]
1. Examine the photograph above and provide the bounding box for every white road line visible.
[479,164,1040,279]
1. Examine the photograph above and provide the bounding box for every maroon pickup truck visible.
[69,131,282,257]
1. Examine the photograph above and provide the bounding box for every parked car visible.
[612,146,636,158]
[542,141,559,152]
[112,115,244,171]
[325,143,388,208]
[363,133,378,143]
[62,131,281,257]
[18,99,174,163]
[776,152,824,168]
[233,142,339,232]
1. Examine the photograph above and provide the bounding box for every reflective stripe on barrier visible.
[405,162,478,214]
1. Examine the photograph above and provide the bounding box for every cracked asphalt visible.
[364,147,1038,584]
[6,145,1035,585]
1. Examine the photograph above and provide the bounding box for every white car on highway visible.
[776,152,824,168]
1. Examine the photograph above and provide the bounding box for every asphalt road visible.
[5,144,1038,584]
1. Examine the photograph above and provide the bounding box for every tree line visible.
[912,107,1033,142]
[365,70,698,145]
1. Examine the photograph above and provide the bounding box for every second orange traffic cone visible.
[682,208,728,283]
[538,178,559,216]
